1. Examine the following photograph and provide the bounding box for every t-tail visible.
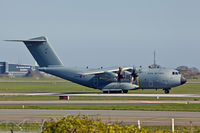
[5,36,63,67]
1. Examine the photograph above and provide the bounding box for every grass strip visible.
[0,104,200,111]
[0,123,41,132]
[1,78,200,94]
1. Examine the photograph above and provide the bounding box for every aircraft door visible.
[148,79,153,88]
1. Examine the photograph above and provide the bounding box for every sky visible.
[0,0,200,69]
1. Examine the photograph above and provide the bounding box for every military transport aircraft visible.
[5,36,186,94]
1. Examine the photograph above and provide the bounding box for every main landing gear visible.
[122,90,128,93]
[103,90,122,93]
[103,90,128,94]
[163,88,171,94]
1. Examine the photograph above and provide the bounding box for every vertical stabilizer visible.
[5,36,63,67]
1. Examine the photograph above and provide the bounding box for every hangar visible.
[0,62,38,77]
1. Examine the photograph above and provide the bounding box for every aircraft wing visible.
[82,66,132,75]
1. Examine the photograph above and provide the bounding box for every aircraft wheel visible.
[103,91,108,94]
[118,90,122,93]
[164,89,170,94]
[110,91,122,93]
[123,90,128,93]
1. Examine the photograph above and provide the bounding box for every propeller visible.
[117,67,123,82]
[131,67,138,81]
[117,66,138,82]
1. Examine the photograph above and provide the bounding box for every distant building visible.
[0,62,38,77]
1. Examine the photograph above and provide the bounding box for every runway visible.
[0,109,200,126]
[1,92,200,98]
[0,100,198,105]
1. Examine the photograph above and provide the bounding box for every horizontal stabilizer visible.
[4,40,46,42]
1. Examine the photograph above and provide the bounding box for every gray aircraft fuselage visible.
[39,65,186,94]
[135,68,185,89]
[6,36,186,94]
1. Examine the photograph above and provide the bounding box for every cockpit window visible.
[172,72,179,75]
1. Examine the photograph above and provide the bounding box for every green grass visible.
[0,81,100,93]
[1,77,200,101]
[0,78,199,93]
[0,123,41,132]
[1,104,200,111]
[0,77,200,94]
[0,81,199,94]
[143,126,200,132]
[0,77,64,81]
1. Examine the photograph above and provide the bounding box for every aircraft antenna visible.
[154,50,156,66]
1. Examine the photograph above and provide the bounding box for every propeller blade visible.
[131,66,138,81]
[117,67,123,82]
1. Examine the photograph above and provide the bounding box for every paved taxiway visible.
[0,100,198,105]
[0,109,200,126]
[1,92,200,98]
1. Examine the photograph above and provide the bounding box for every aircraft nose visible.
[181,75,187,85]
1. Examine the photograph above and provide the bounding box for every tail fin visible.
[5,36,63,67]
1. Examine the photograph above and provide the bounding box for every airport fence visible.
[0,117,200,133]
[0,119,43,133]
